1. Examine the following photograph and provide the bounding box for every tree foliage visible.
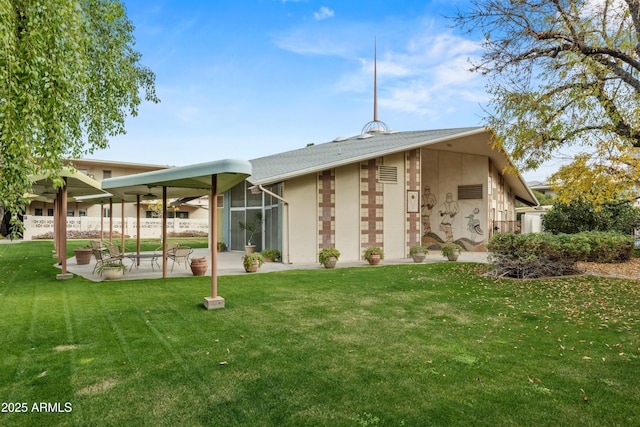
[542,196,640,234]
[454,0,640,196]
[0,0,158,234]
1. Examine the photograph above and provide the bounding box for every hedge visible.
[487,231,634,278]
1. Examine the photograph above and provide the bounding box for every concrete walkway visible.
[62,249,490,282]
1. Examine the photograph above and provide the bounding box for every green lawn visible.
[1,241,639,426]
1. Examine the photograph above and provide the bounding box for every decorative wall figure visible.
[465,208,484,242]
[421,186,437,234]
[439,192,459,242]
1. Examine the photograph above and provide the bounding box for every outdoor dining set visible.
[89,240,193,275]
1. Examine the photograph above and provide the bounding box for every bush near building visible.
[488,231,634,278]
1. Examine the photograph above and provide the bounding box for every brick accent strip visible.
[406,149,421,253]
[318,169,335,249]
[360,159,384,256]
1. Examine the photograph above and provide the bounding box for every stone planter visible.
[102,267,124,280]
[323,256,337,269]
[74,248,93,265]
[447,250,460,261]
[411,252,426,263]
[367,253,381,265]
[245,245,256,254]
[244,259,260,273]
[190,258,208,276]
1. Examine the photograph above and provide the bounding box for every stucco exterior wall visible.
[421,149,489,250]
[335,164,360,261]
[382,152,406,259]
[284,173,318,263]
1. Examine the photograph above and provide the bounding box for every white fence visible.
[23,216,209,240]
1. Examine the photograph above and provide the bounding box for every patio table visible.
[126,253,161,271]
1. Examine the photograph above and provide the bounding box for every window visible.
[35,208,43,216]
[79,209,87,217]
[104,208,111,218]
[146,211,159,219]
[67,210,75,217]
[103,170,112,179]
[47,208,54,216]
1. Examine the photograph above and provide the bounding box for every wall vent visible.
[458,184,483,200]
[378,165,398,184]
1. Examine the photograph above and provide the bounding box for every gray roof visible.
[249,127,485,184]
[248,126,538,206]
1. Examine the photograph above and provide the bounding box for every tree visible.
[0,0,158,236]
[542,196,640,234]
[454,0,640,200]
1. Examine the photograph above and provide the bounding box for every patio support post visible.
[54,192,60,260]
[121,199,125,255]
[204,174,224,309]
[136,195,141,263]
[162,186,167,279]
[100,202,104,241]
[56,178,73,279]
[109,199,113,243]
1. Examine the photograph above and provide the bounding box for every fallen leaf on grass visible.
[219,361,228,365]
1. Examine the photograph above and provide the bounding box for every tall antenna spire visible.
[362,37,388,134]
[373,38,378,122]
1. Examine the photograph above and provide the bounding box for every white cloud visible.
[313,6,335,21]
[274,15,487,122]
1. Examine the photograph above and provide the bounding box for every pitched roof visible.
[249,127,484,184]
[248,126,538,206]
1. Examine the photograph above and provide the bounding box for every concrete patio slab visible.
[61,249,490,282]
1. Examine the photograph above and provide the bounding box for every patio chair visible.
[92,248,123,275]
[168,246,192,272]
[106,244,125,262]
[90,240,107,251]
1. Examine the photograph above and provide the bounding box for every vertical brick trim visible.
[318,169,335,249]
[360,158,384,257]
[406,149,421,253]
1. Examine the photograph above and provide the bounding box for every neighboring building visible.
[225,126,537,264]
[21,159,212,240]
[527,180,557,199]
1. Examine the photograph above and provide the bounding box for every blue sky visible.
[88,0,551,181]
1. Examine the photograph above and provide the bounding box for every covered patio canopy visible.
[101,159,252,310]
[29,167,109,279]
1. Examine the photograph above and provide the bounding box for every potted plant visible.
[261,249,281,262]
[409,245,428,263]
[190,257,208,276]
[73,246,93,265]
[216,241,227,252]
[441,243,463,261]
[364,247,384,265]
[318,247,340,269]
[96,261,127,280]
[242,253,264,273]
[239,212,262,253]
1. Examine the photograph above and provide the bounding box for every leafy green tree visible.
[542,197,640,234]
[0,0,158,236]
[454,0,640,200]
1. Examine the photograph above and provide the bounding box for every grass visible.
[1,241,639,426]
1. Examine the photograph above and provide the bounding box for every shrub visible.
[409,245,428,255]
[488,231,633,278]
[261,248,281,261]
[318,247,340,264]
[364,247,384,262]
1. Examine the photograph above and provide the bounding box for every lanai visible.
[101,159,252,310]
